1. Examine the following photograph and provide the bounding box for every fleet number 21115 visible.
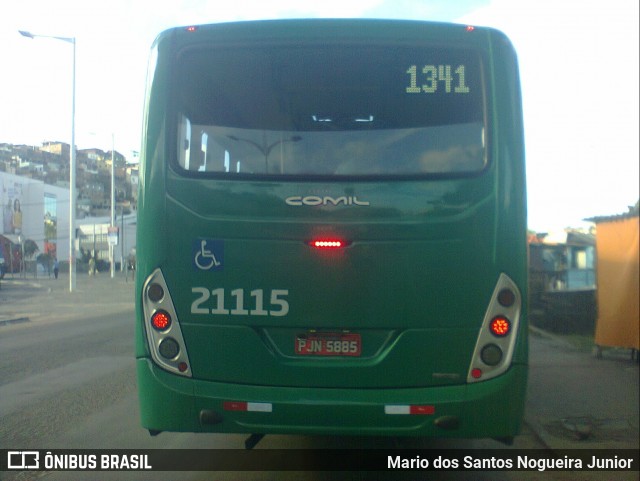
[191,288,289,317]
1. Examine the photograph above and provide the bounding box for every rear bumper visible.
[136,358,526,438]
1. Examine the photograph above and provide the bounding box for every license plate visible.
[295,332,362,357]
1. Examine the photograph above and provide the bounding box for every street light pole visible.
[110,133,115,279]
[70,37,77,292]
[19,30,77,292]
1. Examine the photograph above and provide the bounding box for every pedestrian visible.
[53,257,59,279]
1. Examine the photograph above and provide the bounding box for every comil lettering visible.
[285,196,370,206]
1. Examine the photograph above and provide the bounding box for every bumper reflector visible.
[223,401,273,413]
[385,405,435,415]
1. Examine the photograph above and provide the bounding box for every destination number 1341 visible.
[405,64,470,94]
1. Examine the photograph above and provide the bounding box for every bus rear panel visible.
[136,19,527,439]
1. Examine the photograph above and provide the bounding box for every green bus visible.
[136,19,527,446]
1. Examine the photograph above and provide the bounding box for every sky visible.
[1,0,638,232]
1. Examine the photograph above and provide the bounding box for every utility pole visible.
[19,30,77,292]
[110,133,115,278]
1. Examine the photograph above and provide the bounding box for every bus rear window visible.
[174,44,486,178]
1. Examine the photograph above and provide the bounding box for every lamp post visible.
[17,234,24,279]
[110,133,115,279]
[19,30,77,292]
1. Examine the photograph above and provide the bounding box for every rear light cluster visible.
[142,268,192,377]
[307,239,349,249]
[467,274,521,383]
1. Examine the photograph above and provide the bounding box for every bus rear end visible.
[136,19,527,440]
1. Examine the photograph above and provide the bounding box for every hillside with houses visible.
[0,141,137,217]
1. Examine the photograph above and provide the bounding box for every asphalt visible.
[1,272,638,452]
[526,326,638,451]
[0,270,134,326]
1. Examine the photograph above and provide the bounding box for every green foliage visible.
[37,252,52,267]
[22,239,39,259]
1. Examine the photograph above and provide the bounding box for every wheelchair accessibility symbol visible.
[193,239,224,271]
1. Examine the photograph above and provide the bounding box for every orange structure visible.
[593,215,639,350]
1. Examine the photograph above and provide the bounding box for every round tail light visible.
[147,283,164,302]
[151,310,171,331]
[490,316,511,337]
[481,344,504,366]
[158,337,180,359]
[497,288,516,307]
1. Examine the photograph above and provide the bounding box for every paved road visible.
[0,273,637,480]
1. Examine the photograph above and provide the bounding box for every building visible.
[77,213,137,271]
[40,141,71,158]
[528,229,597,334]
[529,230,596,292]
[1,170,70,263]
[1,141,139,273]
[1,169,137,273]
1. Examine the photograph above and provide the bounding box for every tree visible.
[22,239,39,259]
[37,252,52,273]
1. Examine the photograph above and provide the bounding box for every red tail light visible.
[143,268,192,377]
[468,274,521,383]
[308,239,348,249]
[490,316,510,337]
[151,310,171,331]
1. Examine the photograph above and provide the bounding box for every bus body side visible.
[135,19,527,439]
